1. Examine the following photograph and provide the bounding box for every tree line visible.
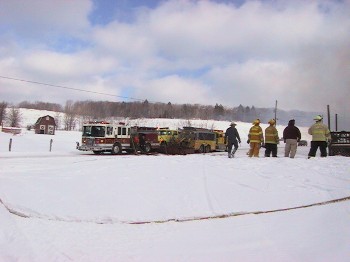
[18,99,265,121]
[2,100,272,129]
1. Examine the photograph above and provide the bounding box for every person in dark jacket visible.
[138,133,146,152]
[225,122,241,158]
[283,119,301,158]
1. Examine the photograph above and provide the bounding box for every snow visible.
[0,109,350,261]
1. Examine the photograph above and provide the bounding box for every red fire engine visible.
[76,121,159,154]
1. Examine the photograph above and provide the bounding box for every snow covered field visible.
[1,111,350,261]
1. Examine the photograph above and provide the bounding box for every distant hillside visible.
[6,99,348,130]
[257,107,320,127]
[6,100,326,129]
[13,108,313,143]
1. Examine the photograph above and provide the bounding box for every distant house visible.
[34,115,56,135]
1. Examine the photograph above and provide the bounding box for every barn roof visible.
[35,115,56,125]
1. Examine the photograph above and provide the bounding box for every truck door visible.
[117,126,130,139]
[106,126,114,137]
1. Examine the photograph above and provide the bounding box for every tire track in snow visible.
[1,196,350,225]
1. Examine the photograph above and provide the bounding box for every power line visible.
[0,75,146,102]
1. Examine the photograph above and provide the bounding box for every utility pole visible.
[274,100,278,125]
[327,105,331,131]
[335,114,338,131]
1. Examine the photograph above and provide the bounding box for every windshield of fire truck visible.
[82,126,106,137]
[159,130,170,135]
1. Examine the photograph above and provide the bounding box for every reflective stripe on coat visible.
[308,123,331,141]
[249,125,264,143]
[265,126,279,144]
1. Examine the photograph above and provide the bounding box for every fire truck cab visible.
[136,127,160,153]
[158,128,179,145]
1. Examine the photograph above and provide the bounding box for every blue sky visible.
[0,0,349,128]
[89,0,247,24]
[89,0,162,24]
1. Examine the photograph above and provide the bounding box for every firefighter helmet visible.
[230,121,237,126]
[314,115,323,121]
[268,119,275,125]
[252,119,260,125]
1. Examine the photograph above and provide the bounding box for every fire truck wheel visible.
[205,145,211,153]
[199,145,205,153]
[144,143,152,153]
[112,143,122,155]
[160,142,167,153]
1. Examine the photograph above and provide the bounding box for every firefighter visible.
[225,122,241,158]
[264,119,279,157]
[138,133,146,152]
[308,115,331,158]
[247,119,264,157]
[283,119,301,158]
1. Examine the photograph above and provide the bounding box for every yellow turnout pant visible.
[249,142,261,157]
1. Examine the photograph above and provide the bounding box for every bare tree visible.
[7,106,22,127]
[64,100,77,130]
[54,112,62,130]
[0,101,7,126]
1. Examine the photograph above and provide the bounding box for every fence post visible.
[9,138,12,152]
[50,139,53,152]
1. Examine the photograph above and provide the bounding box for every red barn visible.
[34,115,56,135]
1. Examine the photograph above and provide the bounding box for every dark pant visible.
[265,143,277,157]
[228,141,238,155]
[308,141,328,157]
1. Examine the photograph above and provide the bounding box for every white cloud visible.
[21,50,116,77]
[134,75,216,104]
[204,60,292,108]
[145,0,323,61]
[0,0,349,128]
[92,22,155,59]
[0,0,92,37]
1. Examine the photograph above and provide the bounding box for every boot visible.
[231,148,237,158]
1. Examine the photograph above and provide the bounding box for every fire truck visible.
[135,126,161,153]
[76,121,159,154]
[328,131,350,157]
[157,128,179,146]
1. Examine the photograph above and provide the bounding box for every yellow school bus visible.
[214,129,227,151]
[179,127,216,153]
